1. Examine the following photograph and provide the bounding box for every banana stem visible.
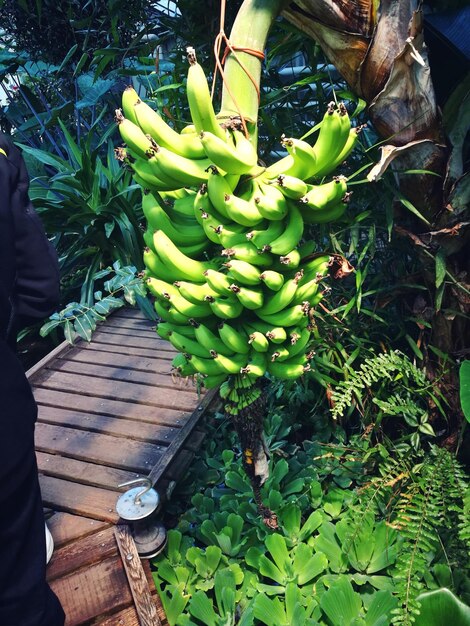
[218,0,287,135]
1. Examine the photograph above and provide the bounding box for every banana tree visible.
[117,0,355,522]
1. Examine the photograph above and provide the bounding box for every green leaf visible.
[73,313,93,342]
[188,591,218,626]
[414,588,470,626]
[40,318,62,337]
[265,533,290,578]
[435,250,446,289]
[253,594,288,626]
[459,360,470,422]
[63,319,75,344]
[320,575,363,625]
[364,590,397,626]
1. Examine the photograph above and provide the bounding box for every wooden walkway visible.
[28,307,215,625]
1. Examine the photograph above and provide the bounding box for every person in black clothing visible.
[0,132,65,626]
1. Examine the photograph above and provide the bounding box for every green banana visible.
[247,217,285,250]
[309,103,349,179]
[270,174,308,200]
[131,157,182,191]
[143,247,182,283]
[146,276,180,300]
[222,241,273,267]
[300,176,347,214]
[145,155,188,189]
[168,292,213,318]
[192,321,235,355]
[208,295,244,319]
[258,272,302,315]
[178,239,211,258]
[121,86,140,124]
[313,124,361,178]
[298,255,332,281]
[265,202,304,256]
[267,356,310,380]
[269,345,290,362]
[259,270,284,291]
[153,230,212,282]
[224,259,262,285]
[206,168,232,219]
[167,329,212,358]
[291,277,321,306]
[133,98,206,159]
[248,330,269,352]
[188,353,227,376]
[303,199,349,224]
[186,47,226,141]
[218,321,250,354]
[174,281,218,304]
[157,321,195,340]
[273,248,301,270]
[223,192,265,227]
[281,135,317,180]
[256,302,309,327]
[203,269,233,296]
[212,351,248,374]
[241,350,267,379]
[154,298,191,326]
[115,109,155,159]
[200,130,257,174]
[253,180,289,221]
[171,192,198,218]
[142,193,205,246]
[152,145,211,187]
[203,373,229,388]
[285,326,311,358]
[265,326,288,344]
[229,284,264,310]
[214,222,248,248]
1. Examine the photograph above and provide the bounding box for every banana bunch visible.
[116,47,359,387]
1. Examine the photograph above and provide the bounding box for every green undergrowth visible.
[151,381,470,626]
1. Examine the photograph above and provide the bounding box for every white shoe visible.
[45,523,54,564]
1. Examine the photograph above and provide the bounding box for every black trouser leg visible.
[0,342,65,626]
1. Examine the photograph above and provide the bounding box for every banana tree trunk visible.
[282,1,468,430]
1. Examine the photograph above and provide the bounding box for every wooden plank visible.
[37,452,142,491]
[34,370,204,412]
[27,340,73,381]
[35,423,164,473]
[59,348,174,375]
[148,387,218,486]
[78,342,175,360]
[46,359,177,386]
[95,325,158,339]
[39,475,119,522]
[101,316,156,330]
[115,525,162,626]
[88,330,169,351]
[47,526,118,581]
[34,388,192,427]
[37,406,179,444]
[46,511,109,549]
[49,556,132,626]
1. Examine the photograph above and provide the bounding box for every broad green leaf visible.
[188,591,217,626]
[253,594,288,626]
[265,533,290,577]
[364,590,397,626]
[415,588,470,626]
[294,547,328,585]
[320,575,362,625]
[459,360,470,422]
